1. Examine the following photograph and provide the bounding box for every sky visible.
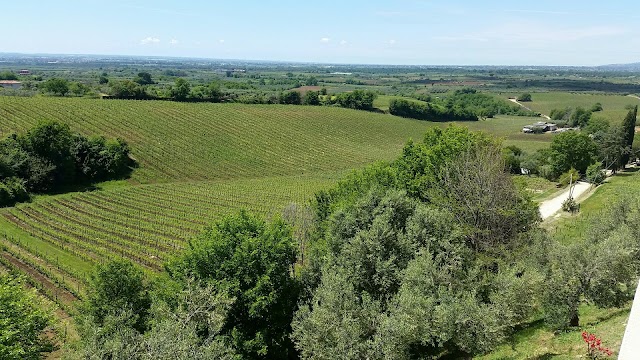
[1,0,639,66]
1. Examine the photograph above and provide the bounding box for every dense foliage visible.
[0,120,133,206]
[75,269,236,359]
[0,275,54,360]
[389,98,478,121]
[389,89,535,122]
[333,89,377,110]
[167,210,300,359]
[294,126,542,357]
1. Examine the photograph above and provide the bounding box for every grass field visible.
[510,92,640,124]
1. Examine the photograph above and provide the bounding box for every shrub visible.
[586,162,606,185]
[517,93,532,102]
[558,168,580,187]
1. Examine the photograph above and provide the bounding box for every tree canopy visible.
[167,210,300,359]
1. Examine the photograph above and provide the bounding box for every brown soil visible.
[291,85,322,94]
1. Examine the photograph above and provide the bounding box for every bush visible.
[561,197,580,213]
[335,90,377,110]
[0,177,29,207]
[279,90,302,105]
[517,93,532,102]
[0,275,54,360]
[558,168,580,187]
[586,162,606,185]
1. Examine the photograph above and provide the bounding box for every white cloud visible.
[140,37,160,45]
[320,37,330,43]
[340,40,348,46]
[219,39,225,44]
[140,36,160,45]
[169,39,179,45]
[387,39,397,45]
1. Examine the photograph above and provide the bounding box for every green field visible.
[0,97,552,303]
[515,92,640,124]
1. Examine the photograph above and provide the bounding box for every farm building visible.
[522,121,557,133]
[0,80,22,90]
[19,69,30,75]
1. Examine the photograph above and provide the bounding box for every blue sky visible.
[2,0,639,65]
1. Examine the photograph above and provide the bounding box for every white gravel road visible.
[538,181,592,220]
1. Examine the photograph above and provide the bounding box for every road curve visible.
[539,181,592,220]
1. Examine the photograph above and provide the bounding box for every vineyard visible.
[0,97,547,310]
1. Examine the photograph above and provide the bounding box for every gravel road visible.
[539,181,592,220]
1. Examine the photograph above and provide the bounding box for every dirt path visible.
[539,181,592,220]
[508,98,551,120]
[627,94,640,101]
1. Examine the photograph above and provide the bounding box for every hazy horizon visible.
[1,0,639,66]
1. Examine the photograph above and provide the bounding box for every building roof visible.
[0,80,21,84]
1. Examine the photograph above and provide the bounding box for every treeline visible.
[389,98,478,121]
[54,125,639,359]
[0,121,133,207]
[549,102,603,127]
[107,76,379,111]
[390,89,537,122]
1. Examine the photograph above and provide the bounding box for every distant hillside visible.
[598,62,640,71]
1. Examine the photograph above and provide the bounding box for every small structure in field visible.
[523,121,558,133]
[0,80,22,90]
[19,69,30,76]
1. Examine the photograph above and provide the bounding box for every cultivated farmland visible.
[0,97,548,306]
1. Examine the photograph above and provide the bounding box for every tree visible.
[171,78,191,101]
[621,105,638,166]
[433,145,539,251]
[549,131,597,176]
[0,70,18,80]
[335,90,377,110]
[98,75,109,84]
[83,259,151,332]
[41,78,69,96]
[503,145,523,174]
[569,107,592,128]
[75,281,237,360]
[517,93,532,102]
[69,82,87,96]
[586,162,606,185]
[593,126,628,172]
[109,80,147,99]
[584,116,610,135]
[167,210,300,359]
[279,90,302,105]
[134,72,154,85]
[543,208,637,329]
[20,120,76,186]
[590,102,603,112]
[302,91,320,106]
[0,275,54,360]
